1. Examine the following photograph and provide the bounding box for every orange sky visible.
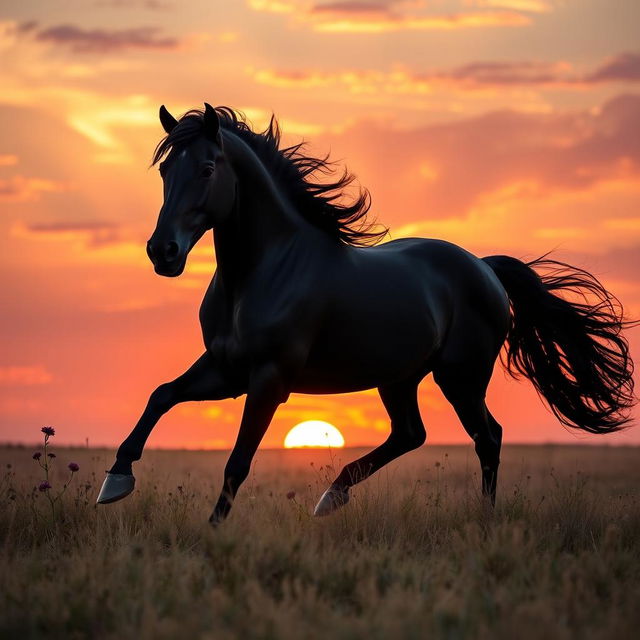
[1,0,639,448]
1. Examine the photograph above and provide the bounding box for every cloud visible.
[10,220,153,270]
[0,365,52,386]
[310,1,399,15]
[13,20,37,34]
[587,52,640,83]
[434,59,574,87]
[469,0,554,12]
[251,52,640,95]
[250,65,529,94]
[308,10,530,32]
[0,176,71,202]
[14,221,125,247]
[35,24,179,53]
[248,0,532,31]
[95,0,174,9]
[64,94,161,163]
[14,21,180,53]
[247,0,298,12]
[10,220,155,270]
[299,93,640,260]
[423,54,640,88]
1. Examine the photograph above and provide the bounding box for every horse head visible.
[147,103,237,277]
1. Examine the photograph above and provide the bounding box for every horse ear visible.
[159,105,178,134]
[203,103,221,143]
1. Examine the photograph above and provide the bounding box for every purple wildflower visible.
[286,491,296,500]
[47,453,56,459]
[33,452,42,460]
[38,481,52,492]
[68,462,79,473]
[41,426,55,437]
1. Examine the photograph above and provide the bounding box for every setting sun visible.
[284,420,345,449]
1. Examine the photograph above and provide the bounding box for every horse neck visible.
[213,131,306,287]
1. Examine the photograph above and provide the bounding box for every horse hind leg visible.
[314,381,426,516]
[434,365,503,505]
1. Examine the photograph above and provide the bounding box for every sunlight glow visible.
[283,420,345,448]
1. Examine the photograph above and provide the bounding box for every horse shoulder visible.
[235,270,323,366]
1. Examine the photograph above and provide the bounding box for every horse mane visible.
[152,107,387,246]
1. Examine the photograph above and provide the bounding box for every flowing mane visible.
[152,107,387,246]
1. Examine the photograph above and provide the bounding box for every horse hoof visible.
[96,473,135,504]
[314,486,349,517]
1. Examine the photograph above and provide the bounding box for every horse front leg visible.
[209,362,290,525]
[97,352,242,504]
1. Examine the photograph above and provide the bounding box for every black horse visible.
[97,104,636,523]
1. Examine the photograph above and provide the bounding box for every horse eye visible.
[200,166,214,178]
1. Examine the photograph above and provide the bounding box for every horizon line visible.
[2,441,638,450]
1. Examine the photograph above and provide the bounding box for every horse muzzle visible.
[147,239,186,277]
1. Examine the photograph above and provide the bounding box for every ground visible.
[1,444,639,639]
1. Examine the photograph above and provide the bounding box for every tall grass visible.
[1,445,639,639]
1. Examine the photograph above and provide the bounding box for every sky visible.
[1,0,639,449]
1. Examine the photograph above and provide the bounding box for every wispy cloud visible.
[442,52,640,87]
[468,0,554,13]
[14,221,124,247]
[309,1,417,16]
[14,20,180,53]
[0,176,71,202]
[248,0,533,32]
[0,365,52,386]
[247,0,298,12]
[36,24,179,53]
[251,52,640,94]
[95,0,174,9]
[10,221,151,269]
[587,52,640,83]
[421,53,640,87]
[310,11,530,33]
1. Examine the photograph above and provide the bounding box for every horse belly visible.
[294,293,442,393]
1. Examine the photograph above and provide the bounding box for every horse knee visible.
[149,383,176,413]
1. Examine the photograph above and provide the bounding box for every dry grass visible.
[1,444,640,639]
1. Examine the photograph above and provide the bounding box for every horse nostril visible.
[165,241,180,261]
[146,241,155,261]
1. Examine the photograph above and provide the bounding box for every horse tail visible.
[482,254,636,434]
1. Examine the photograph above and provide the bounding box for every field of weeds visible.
[1,443,639,639]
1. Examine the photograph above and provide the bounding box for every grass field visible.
[1,444,639,639]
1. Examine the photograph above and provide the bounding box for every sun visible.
[283,420,345,448]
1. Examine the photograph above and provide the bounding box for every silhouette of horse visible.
[98,104,636,524]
